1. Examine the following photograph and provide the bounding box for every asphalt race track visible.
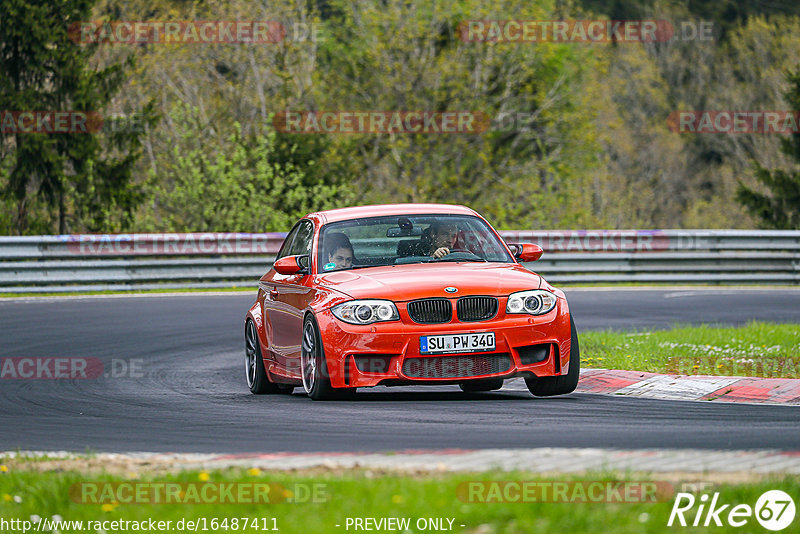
[1,289,799,453]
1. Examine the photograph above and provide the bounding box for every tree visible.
[736,69,800,229]
[137,104,350,232]
[314,0,603,229]
[0,0,157,234]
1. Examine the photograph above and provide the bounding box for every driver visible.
[426,221,458,259]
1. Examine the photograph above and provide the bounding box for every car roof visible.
[307,203,479,224]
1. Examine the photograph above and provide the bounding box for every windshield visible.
[317,214,513,272]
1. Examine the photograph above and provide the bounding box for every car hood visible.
[315,262,542,301]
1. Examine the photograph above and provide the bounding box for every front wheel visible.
[525,316,580,397]
[301,315,355,400]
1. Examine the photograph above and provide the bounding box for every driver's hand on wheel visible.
[432,247,450,259]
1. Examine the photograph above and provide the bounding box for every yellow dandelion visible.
[0,465,7,473]
[391,495,404,504]
[247,468,261,476]
[3,494,11,502]
[283,489,294,499]
[101,503,114,513]
[198,472,210,482]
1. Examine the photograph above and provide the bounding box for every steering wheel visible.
[432,249,481,260]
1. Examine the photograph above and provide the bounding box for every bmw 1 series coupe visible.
[244,204,579,400]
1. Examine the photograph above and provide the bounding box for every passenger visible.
[323,233,354,270]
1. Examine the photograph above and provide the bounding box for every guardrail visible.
[0,230,798,292]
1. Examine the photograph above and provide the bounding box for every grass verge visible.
[580,321,800,378]
[1,465,797,533]
[0,287,255,298]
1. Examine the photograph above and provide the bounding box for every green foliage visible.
[0,0,157,234]
[736,69,800,229]
[315,0,602,229]
[577,0,800,38]
[138,104,350,232]
[5,0,800,234]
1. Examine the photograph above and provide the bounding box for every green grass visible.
[0,286,255,298]
[1,465,797,533]
[560,282,800,288]
[581,322,800,378]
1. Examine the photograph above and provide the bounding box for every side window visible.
[288,220,314,257]
[276,223,302,260]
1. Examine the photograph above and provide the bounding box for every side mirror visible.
[273,255,309,275]
[508,243,543,262]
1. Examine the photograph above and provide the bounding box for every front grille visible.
[402,354,511,379]
[457,296,499,322]
[407,298,452,324]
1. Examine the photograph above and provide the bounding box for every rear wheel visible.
[245,319,294,395]
[525,317,580,397]
[459,378,504,392]
[301,315,355,400]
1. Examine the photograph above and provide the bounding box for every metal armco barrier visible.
[0,230,798,292]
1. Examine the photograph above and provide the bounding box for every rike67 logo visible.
[668,490,795,531]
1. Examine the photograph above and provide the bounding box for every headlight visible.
[331,300,400,325]
[506,290,558,315]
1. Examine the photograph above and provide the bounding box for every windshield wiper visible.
[348,264,386,270]
[436,257,487,262]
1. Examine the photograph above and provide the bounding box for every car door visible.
[262,220,315,378]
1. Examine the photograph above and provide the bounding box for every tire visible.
[245,319,294,395]
[301,315,356,400]
[459,378,504,392]
[525,316,580,397]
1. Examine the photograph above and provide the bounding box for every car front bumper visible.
[316,298,573,388]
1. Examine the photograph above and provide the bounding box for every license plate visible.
[420,332,495,354]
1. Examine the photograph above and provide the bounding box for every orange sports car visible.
[244,204,579,400]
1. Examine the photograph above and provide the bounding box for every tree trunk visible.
[59,190,65,234]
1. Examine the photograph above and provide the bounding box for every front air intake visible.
[402,354,512,378]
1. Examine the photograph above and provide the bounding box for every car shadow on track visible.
[284,390,585,403]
